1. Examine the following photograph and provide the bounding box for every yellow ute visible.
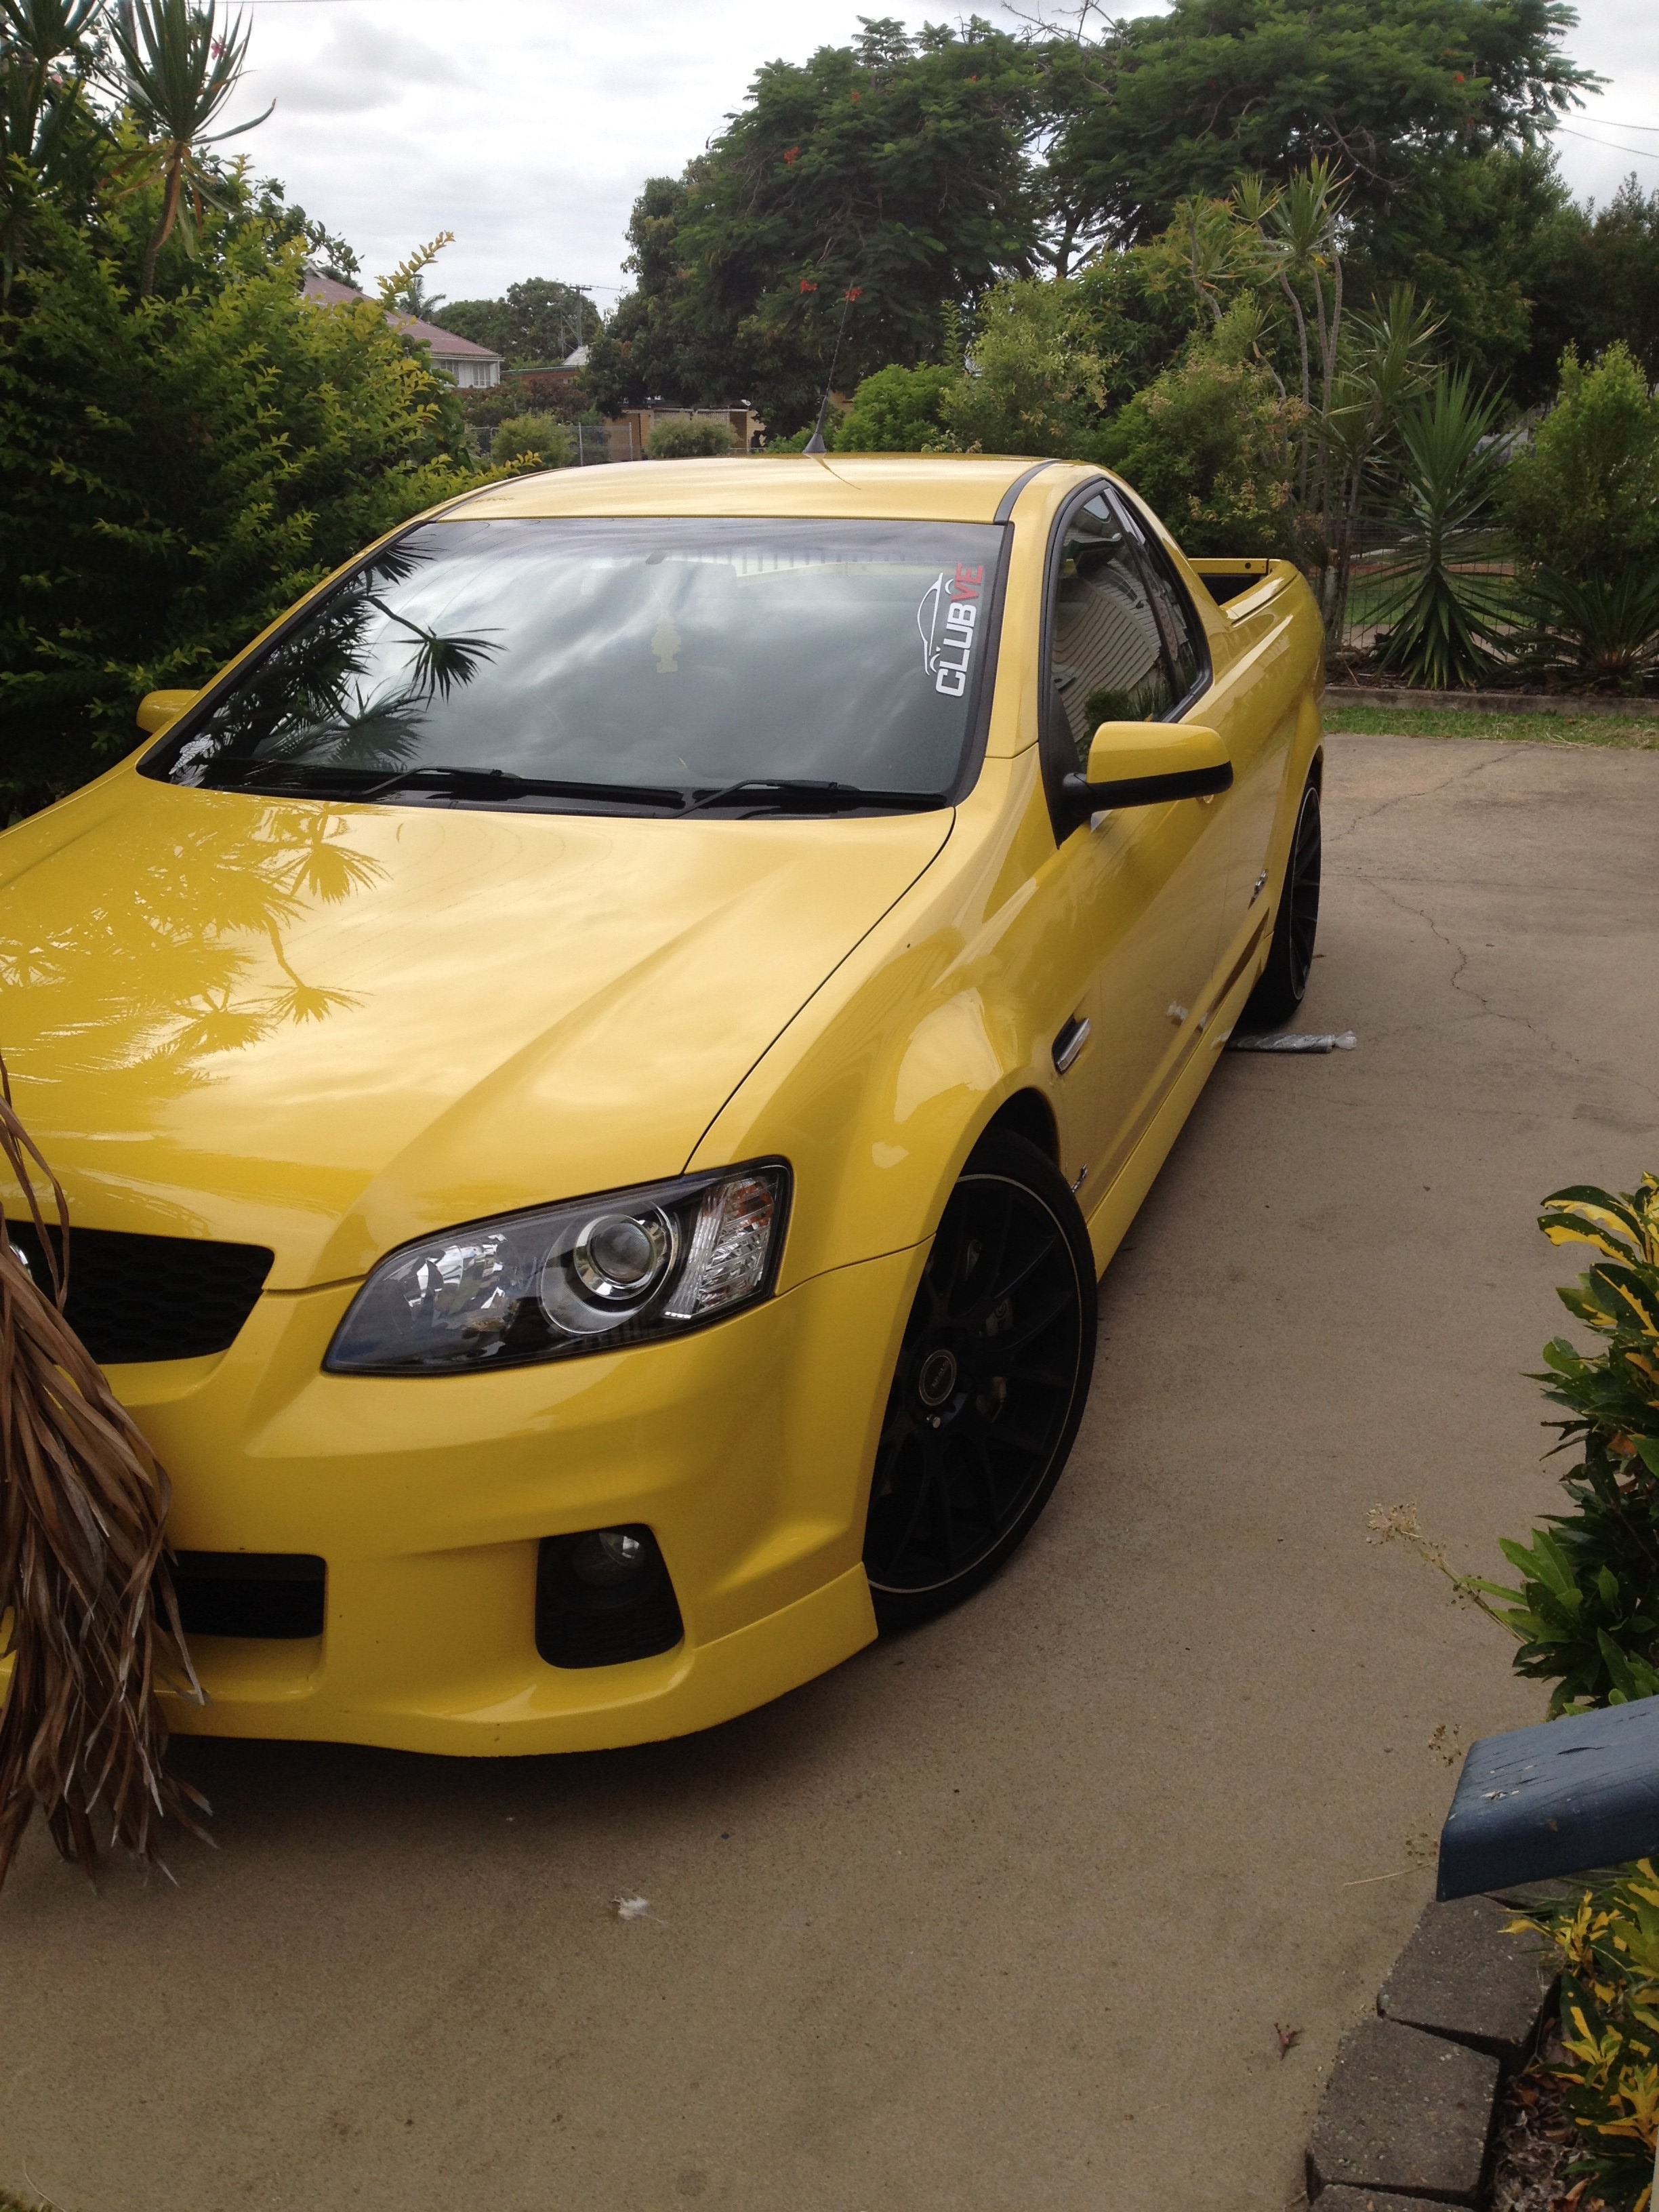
[0,455,1325,1754]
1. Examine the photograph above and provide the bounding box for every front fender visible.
[687,748,1073,1293]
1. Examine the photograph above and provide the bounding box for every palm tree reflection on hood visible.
[0,803,387,1095]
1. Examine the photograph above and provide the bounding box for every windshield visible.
[143,517,1006,815]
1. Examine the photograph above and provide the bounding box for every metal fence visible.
[1329,518,1520,672]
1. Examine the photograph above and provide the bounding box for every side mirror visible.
[136,689,201,736]
[1061,721,1231,819]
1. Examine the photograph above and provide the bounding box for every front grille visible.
[535,1530,684,1668]
[6,1222,273,1364]
[171,1552,325,1640]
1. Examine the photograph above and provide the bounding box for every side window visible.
[1046,495,1176,775]
[1112,493,1208,708]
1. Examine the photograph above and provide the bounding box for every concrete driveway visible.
[3,733,1656,2212]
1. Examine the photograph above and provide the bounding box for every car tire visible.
[1241,776,1322,1031]
[862,1130,1098,1631]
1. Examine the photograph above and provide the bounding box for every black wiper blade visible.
[232,762,689,811]
[682,778,947,817]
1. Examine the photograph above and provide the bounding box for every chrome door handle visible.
[1052,1015,1090,1073]
[1249,871,1269,904]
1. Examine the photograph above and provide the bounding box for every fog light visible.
[569,1528,647,1587]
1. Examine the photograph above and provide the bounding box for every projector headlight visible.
[326,1162,790,1375]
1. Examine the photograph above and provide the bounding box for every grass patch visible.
[1322,702,1659,749]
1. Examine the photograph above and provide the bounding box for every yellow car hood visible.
[0,775,954,1287]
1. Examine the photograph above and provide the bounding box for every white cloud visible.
[228,0,1659,304]
[249,14,472,119]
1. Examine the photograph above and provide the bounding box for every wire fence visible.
[1330,518,1521,674]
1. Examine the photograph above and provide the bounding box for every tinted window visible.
[1047,495,1176,772]
[145,518,1006,814]
[1115,495,1206,705]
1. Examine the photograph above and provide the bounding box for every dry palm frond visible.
[0,1063,205,1885]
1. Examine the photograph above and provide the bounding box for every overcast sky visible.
[229,0,1659,312]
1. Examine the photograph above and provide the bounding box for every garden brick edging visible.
[1328,685,1659,720]
[1305,1889,1563,2207]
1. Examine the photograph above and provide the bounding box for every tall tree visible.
[441,276,602,365]
[1040,0,1597,246]
[586,17,1045,431]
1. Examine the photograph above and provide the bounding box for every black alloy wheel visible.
[863,1131,1097,1630]
[1241,777,1322,1031]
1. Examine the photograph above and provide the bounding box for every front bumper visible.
[115,1245,922,1755]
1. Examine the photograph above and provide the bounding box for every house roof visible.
[301,272,502,361]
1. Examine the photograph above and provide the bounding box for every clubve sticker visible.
[916,562,987,697]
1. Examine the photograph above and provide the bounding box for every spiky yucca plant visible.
[110,0,271,295]
[1369,369,1511,690]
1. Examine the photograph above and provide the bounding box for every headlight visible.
[325,1162,790,1375]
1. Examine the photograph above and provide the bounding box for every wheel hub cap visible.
[917,1347,958,1407]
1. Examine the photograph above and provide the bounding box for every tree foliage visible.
[1039,0,1596,246]
[586,17,1045,430]
[441,276,600,367]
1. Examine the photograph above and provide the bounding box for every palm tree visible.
[111,0,270,295]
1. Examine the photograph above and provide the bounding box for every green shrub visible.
[0,207,477,816]
[1517,1863,1659,2209]
[491,414,573,470]
[1370,1174,1659,1717]
[1498,344,1659,581]
[1097,319,1303,556]
[645,417,735,459]
[935,278,1113,459]
[1515,568,1659,693]
[1471,1176,1659,1715]
[834,363,956,451]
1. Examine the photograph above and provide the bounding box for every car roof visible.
[444,453,1059,526]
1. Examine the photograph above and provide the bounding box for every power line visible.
[1554,122,1659,162]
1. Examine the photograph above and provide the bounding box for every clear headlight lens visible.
[326,1162,790,1375]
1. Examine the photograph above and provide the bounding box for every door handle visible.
[1052,1015,1090,1073]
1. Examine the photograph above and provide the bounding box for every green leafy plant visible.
[1518,1862,1659,2210]
[935,275,1114,459]
[1369,1176,1659,1717]
[831,361,956,452]
[0,203,477,813]
[1515,568,1659,695]
[644,416,734,459]
[1098,306,1303,556]
[491,413,571,470]
[1368,369,1511,689]
[1498,343,1659,584]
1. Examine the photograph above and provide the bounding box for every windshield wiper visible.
[230,762,690,812]
[682,778,947,817]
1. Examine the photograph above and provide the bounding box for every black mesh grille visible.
[5,1222,273,1364]
[171,1552,325,1640]
[535,1530,684,1668]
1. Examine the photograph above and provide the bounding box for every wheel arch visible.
[971,1086,1058,1166]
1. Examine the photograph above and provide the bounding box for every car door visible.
[1038,487,1231,1200]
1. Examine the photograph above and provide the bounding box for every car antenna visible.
[802,284,862,457]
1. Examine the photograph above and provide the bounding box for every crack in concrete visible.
[1350,871,1659,1111]
[1322,741,1524,848]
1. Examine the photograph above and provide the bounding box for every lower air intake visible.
[535,1527,684,1668]
[171,1552,325,1640]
